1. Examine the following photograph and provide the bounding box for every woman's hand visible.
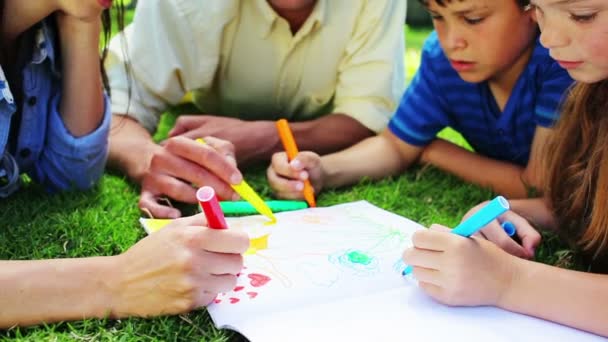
[108,214,249,317]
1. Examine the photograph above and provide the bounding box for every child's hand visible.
[109,213,249,317]
[267,151,324,200]
[463,202,541,259]
[403,225,521,307]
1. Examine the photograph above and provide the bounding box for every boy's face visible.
[428,0,538,83]
[532,0,608,83]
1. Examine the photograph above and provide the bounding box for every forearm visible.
[421,139,529,198]
[58,16,105,137]
[108,115,160,182]
[0,257,117,328]
[289,114,374,155]
[322,130,414,188]
[500,259,608,337]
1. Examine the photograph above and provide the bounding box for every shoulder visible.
[138,0,239,28]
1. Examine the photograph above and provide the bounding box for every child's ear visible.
[525,4,538,22]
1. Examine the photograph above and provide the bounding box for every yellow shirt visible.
[106,0,406,133]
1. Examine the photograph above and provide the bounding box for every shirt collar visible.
[255,0,326,39]
[0,67,15,106]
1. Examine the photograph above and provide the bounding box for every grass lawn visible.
[0,11,574,342]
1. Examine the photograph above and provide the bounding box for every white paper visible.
[204,201,603,341]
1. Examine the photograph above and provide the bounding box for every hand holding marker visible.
[196,138,276,223]
[275,119,317,207]
[402,196,512,276]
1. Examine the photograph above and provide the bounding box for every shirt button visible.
[19,149,31,158]
[27,96,37,106]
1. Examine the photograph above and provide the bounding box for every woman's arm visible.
[56,14,105,137]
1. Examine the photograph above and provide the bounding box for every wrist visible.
[495,255,527,309]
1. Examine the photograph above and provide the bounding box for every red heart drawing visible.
[229,297,240,304]
[248,273,271,287]
[214,299,222,304]
[247,292,258,299]
[233,286,245,292]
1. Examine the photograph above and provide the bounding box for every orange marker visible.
[275,119,317,207]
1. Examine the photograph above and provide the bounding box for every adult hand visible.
[169,115,275,164]
[464,202,541,259]
[402,225,522,307]
[109,213,250,317]
[58,0,111,23]
[139,136,242,218]
[267,151,324,200]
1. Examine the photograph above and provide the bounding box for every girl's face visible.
[428,0,538,84]
[532,0,608,83]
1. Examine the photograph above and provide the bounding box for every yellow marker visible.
[196,138,276,223]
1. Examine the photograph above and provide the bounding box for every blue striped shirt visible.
[388,32,573,166]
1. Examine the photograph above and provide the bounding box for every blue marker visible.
[402,196,510,276]
[501,221,516,237]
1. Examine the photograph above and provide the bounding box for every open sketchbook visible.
[140,201,603,342]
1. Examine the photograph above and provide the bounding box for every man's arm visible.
[107,114,159,182]
[420,126,551,199]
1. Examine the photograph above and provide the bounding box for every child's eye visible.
[570,12,597,23]
[464,16,484,25]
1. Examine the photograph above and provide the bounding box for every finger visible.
[200,251,244,275]
[271,152,301,179]
[142,171,198,204]
[411,266,442,286]
[203,136,237,167]
[292,151,321,170]
[198,229,250,254]
[411,228,454,251]
[481,223,528,258]
[418,281,445,302]
[169,115,205,137]
[139,190,182,219]
[198,274,239,295]
[165,213,208,228]
[428,224,451,233]
[402,247,443,271]
[165,137,242,185]
[266,165,306,199]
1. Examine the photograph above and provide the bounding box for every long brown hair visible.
[545,80,608,262]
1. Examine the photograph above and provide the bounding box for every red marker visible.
[197,186,228,229]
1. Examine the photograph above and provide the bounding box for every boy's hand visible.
[464,202,541,259]
[267,151,323,200]
[109,213,249,317]
[402,225,522,307]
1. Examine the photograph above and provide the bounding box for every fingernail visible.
[230,173,242,184]
[300,171,309,180]
[98,0,112,9]
[295,182,304,191]
[232,193,240,201]
[168,211,180,219]
[291,159,302,170]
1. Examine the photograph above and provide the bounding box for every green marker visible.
[220,200,308,215]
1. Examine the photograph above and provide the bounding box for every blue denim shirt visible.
[0,21,111,197]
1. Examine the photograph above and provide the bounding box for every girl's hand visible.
[108,214,249,317]
[403,225,522,307]
[267,151,324,200]
[464,202,541,259]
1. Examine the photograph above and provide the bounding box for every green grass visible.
[0,15,575,341]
